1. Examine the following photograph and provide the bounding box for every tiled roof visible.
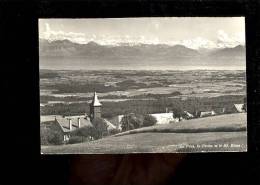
[103,119,116,130]
[234,104,245,112]
[107,115,124,130]
[55,116,116,133]
[56,116,92,133]
[183,111,194,118]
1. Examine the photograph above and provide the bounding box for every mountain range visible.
[39,39,246,70]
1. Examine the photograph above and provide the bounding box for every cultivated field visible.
[42,113,247,154]
[40,70,246,117]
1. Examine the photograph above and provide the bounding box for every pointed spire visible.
[91,92,102,106]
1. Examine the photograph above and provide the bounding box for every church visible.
[51,92,116,142]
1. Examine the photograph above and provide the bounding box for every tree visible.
[40,126,51,145]
[68,136,84,144]
[47,130,64,145]
[120,113,143,132]
[172,107,184,121]
[92,117,108,139]
[143,114,157,127]
[40,125,63,145]
[71,126,96,140]
[108,128,120,136]
[243,97,247,112]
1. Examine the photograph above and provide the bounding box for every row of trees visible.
[41,95,245,119]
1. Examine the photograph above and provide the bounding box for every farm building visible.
[199,110,216,117]
[234,104,246,112]
[195,103,246,118]
[108,112,179,131]
[107,115,124,130]
[150,113,179,124]
[53,116,93,141]
[183,111,194,119]
[41,92,116,142]
[223,103,246,114]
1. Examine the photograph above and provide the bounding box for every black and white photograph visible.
[39,17,247,154]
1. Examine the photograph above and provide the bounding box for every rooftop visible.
[56,116,92,133]
[55,116,116,132]
[90,92,102,106]
[234,104,245,112]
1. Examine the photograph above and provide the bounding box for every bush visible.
[48,130,64,145]
[143,114,157,127]
[108,128,120,135]
[172,106,184,121]
[40,126,51,145]
[71,126,96,138]
[68,136,84,144]
[40,125,63,145]
[120,113,143,132]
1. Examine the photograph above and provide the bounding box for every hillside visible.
[39,39,245,59]
[39,39,245,69]
[114,113,246,137]
[210,45,245,58]
[41,113,247,154]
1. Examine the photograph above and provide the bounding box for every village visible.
[40,91,246,145]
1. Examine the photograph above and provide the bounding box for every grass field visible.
[41,113,247,154]
[115,113,246,136]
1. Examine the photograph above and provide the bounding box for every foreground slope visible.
[42,113,247,154]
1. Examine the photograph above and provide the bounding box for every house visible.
[199,110,216,117]
[183,111,194,119]
[53,116,92,141]
[224,103,246,114]
[108,112,179,129]
[108,112,179,131]
[42,92,116,142]
[150,113,179,124]
[107,115,124,130]
[234,104,246,113]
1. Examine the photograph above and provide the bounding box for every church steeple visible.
[89,92,102,121]
[91,92,102,106]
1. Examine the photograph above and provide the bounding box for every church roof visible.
[91,92,102,106]
[55,116,117,133]
[103,119,117,130]
[55,116,92,133]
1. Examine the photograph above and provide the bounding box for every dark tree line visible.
[41,95,246,119]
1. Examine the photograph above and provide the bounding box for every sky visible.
[39,17,245,49]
